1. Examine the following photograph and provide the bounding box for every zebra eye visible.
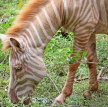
[14,66,22,72]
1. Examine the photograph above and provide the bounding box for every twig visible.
[74,77,88,83]
[97,67,105,80]
[47,74,66,107]
[46,73,60,94]
[81,60,97,64]
[74,67,108,82]
[98,77,108,81]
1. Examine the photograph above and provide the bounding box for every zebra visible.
[0,0,108,105]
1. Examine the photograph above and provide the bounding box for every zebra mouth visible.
[23,97,31,105]
[16,86,34,104]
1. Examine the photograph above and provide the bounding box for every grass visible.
[0,0,108,107]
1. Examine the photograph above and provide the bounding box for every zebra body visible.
[0,0,108,105]
[95,0,108,34]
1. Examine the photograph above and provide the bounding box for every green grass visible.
[0,0,108,107]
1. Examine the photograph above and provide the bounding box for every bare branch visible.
[46,73,60,94]
[97,67,105,80]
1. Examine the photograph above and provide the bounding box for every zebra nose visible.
[8,88,19,104]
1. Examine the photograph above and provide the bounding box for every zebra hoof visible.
[53,93,66,105]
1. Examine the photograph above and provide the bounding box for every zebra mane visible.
[6,0,49,36]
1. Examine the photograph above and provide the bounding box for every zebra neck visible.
[20,0,62,55]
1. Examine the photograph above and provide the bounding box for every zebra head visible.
[0,34,47,104]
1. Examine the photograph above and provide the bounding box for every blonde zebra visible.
[0,0,108,105]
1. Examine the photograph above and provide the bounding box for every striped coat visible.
[0,0,108,105]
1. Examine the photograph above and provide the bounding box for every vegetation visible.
[0,0,108,107]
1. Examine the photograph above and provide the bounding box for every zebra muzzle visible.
[8,88,19,104]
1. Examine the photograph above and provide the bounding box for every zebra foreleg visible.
[86,34,98,91]
[54,53,82,104]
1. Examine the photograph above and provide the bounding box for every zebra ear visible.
[0,35,21,50]
[10,38,21,49]
[0,34,7,42]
